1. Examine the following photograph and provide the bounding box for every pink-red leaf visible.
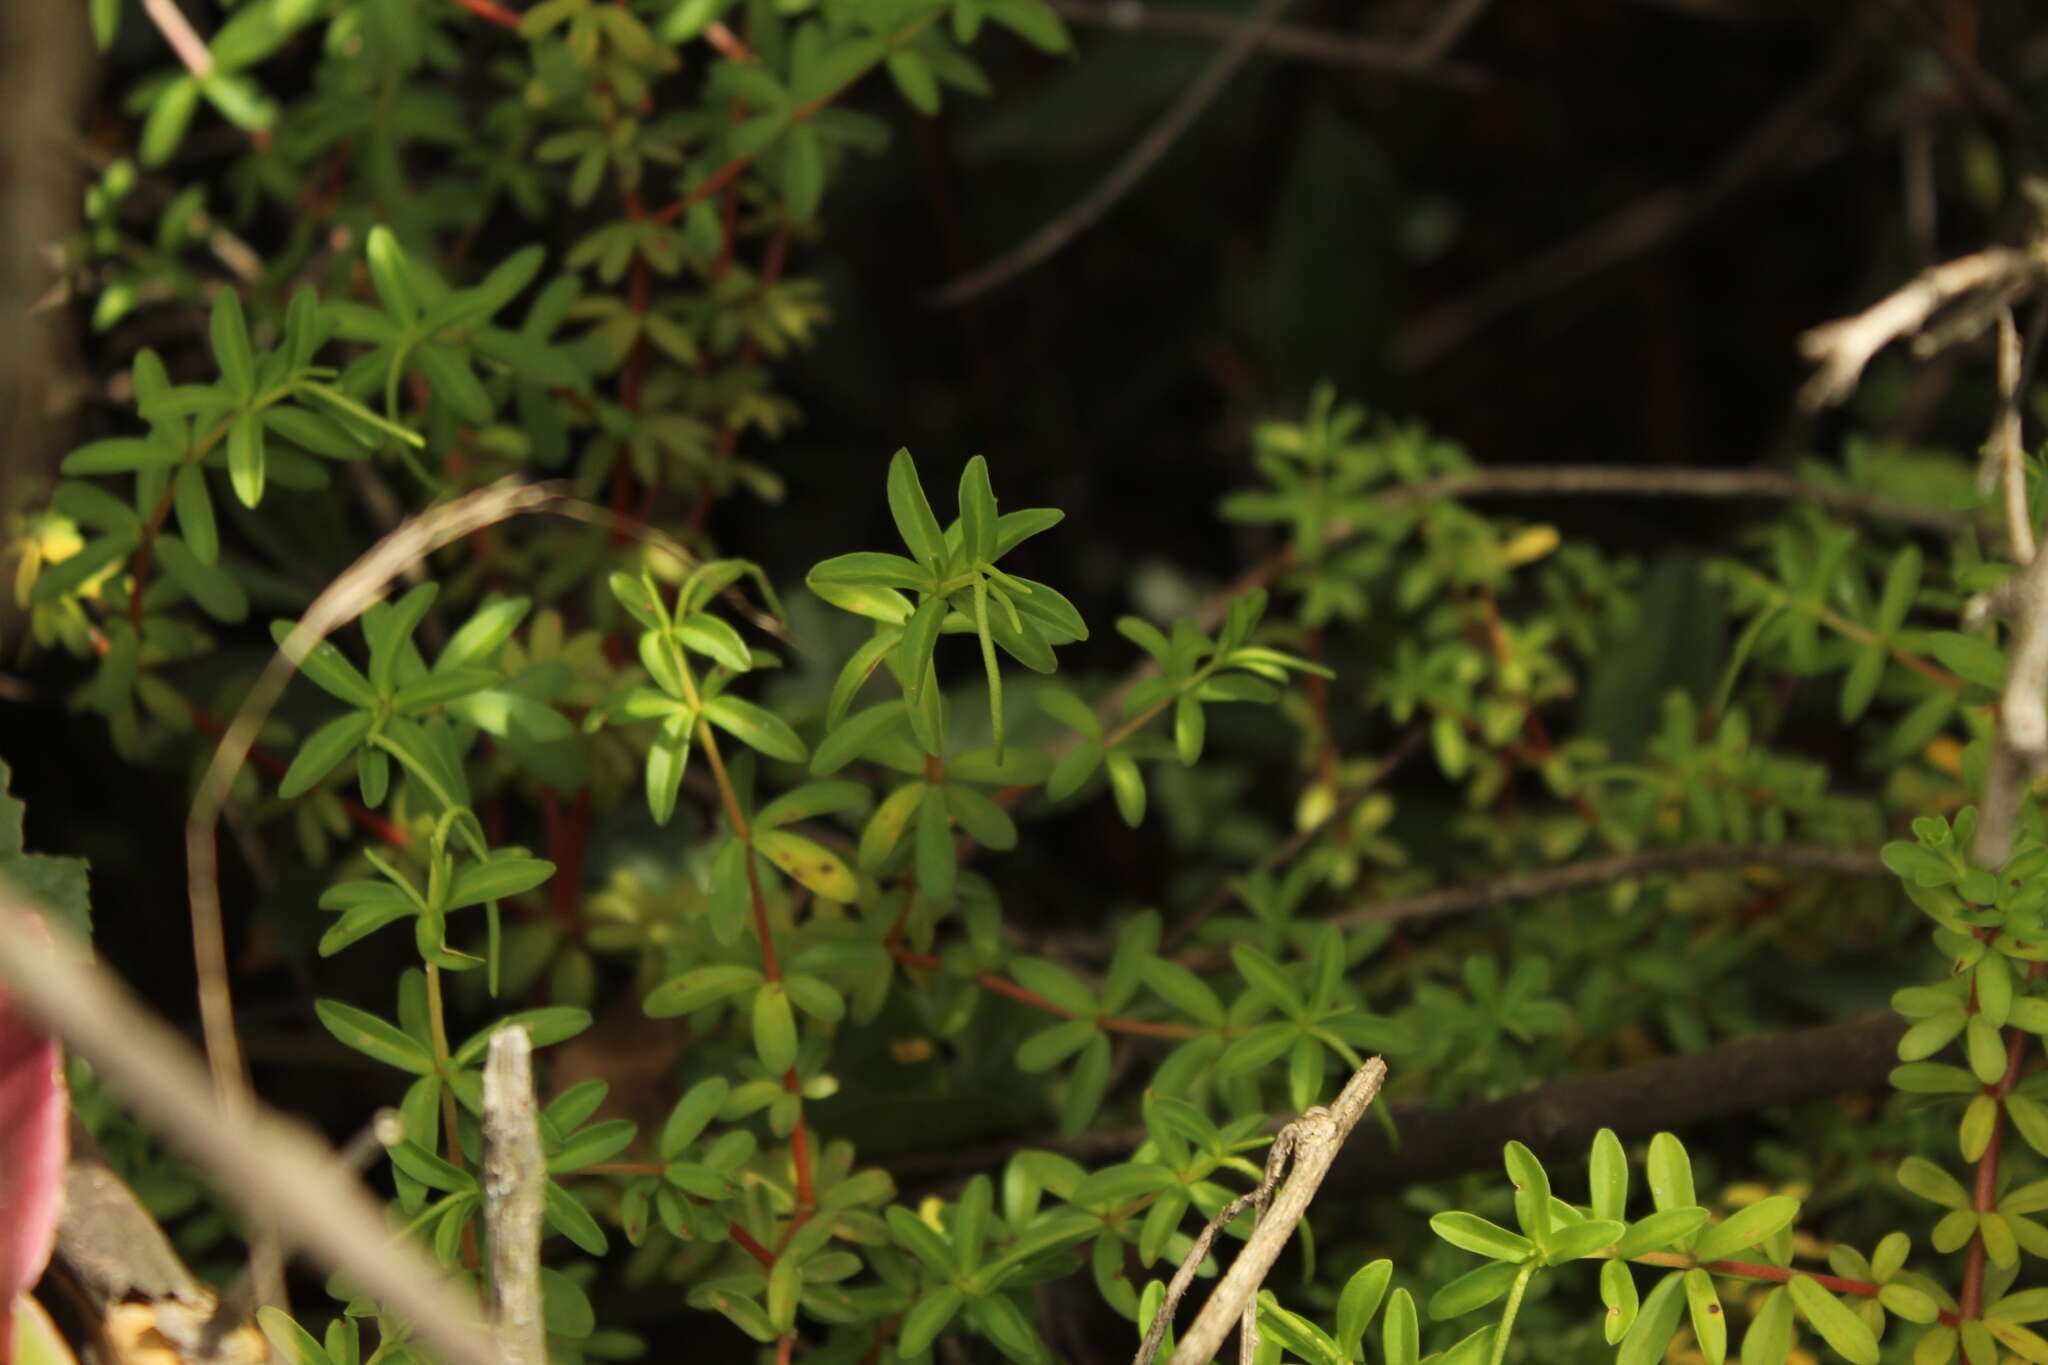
[0,912,67,1365]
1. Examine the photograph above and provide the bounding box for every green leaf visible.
[452,1009,591,1066]
[782,124,825,220]
[1232,943,1304,1014]
[1898,1155,1972,1209]
[812,699,910,775]
[1740,1286,1793,1365]
[1786,1274,1879,1365]
[211,289,255,395]
[753,982,799,1073]
[887,1204,961,1277]
[886,48,940,114]
[677,613,753,672]
[448,856,555,909]
[1542,1219,1624,1263]
[258,1306,335,1365]
[280,711,374,798]
[1016,1018,1096,1073]
[365,225,421,323]
[1426,1262,1519,1319]
[415,341,492,424]
[544,1180,608,1254]
[1685,1268,1726,1365]
[1602,1259,1640,1345]
[646,711,693,827]
[446,689,573,742]
[139,75,200,164]
[755,829,860,902]
[63,437,180,475]
[226,411,266,507]
[1058,1032,1112,1135]
[756,779,868,829]
[1612,1206,1711,1259]
[1590,1127,1627,1221]
[154,533,248,621]
[29,530,137,604]
[1692,1195,1801,1264]
[1335,1260,1393,1355]
[1617,1271,1687,1365]
[809,551,932,592]
[1927,631,2006,691]
[1646,1132,1696,1214]
[1173,693,1205,764]
[1430,1211,1532,1262]
[1104,750,1145,827]
[1504,1141,1553,1244]
[1383,1288,1419,1365]
[886,448,947,568]
[914,782,957,898]
[898,1287,965,1356]
[173,464,218,564]
[1142,958,1223,1025]
[702,695,808,763]
[658,1076,731,1157]
[1009,957,1096,1016]
[644,963,763,1018]
[958,456,999,561]
[314,999,434,1074]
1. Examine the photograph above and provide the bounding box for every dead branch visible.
[1139,1059,1388,1365]
[1797,245,2047,410]
[1323,842,1888,932]
[1040,0,1488,85]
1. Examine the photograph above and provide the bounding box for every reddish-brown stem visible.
[786,1078,815,1207]
[776,1334,795,1365]
[446,0,521,28]
[729,1222,777,1268]
[887,946,1203,1038]
[187,704,410,847]
[544,787,591,933]
[1630,1252,1959,1326]
[742,840,782,981]
[1960,960,2038,1320]
[651,156,751,226]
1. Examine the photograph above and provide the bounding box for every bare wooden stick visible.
[1797,244,2046,410]
[0,876,501,1365]
[1995,308,2035,562]
[1135,1058,1388,1365]
[483,1026,547,1365]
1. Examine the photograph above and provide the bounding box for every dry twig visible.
[932,0,1294,307]
[1134,1058,1388,1365]
[1797,245,2046,410]
[1041,0,1486,84]
[1325,842,1887,932]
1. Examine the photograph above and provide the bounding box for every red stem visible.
[446,0,521,28]
[887,946,1202,1038]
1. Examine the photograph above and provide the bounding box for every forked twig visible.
[1134,1058,1388,1365]
[1797,244,2047,410]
